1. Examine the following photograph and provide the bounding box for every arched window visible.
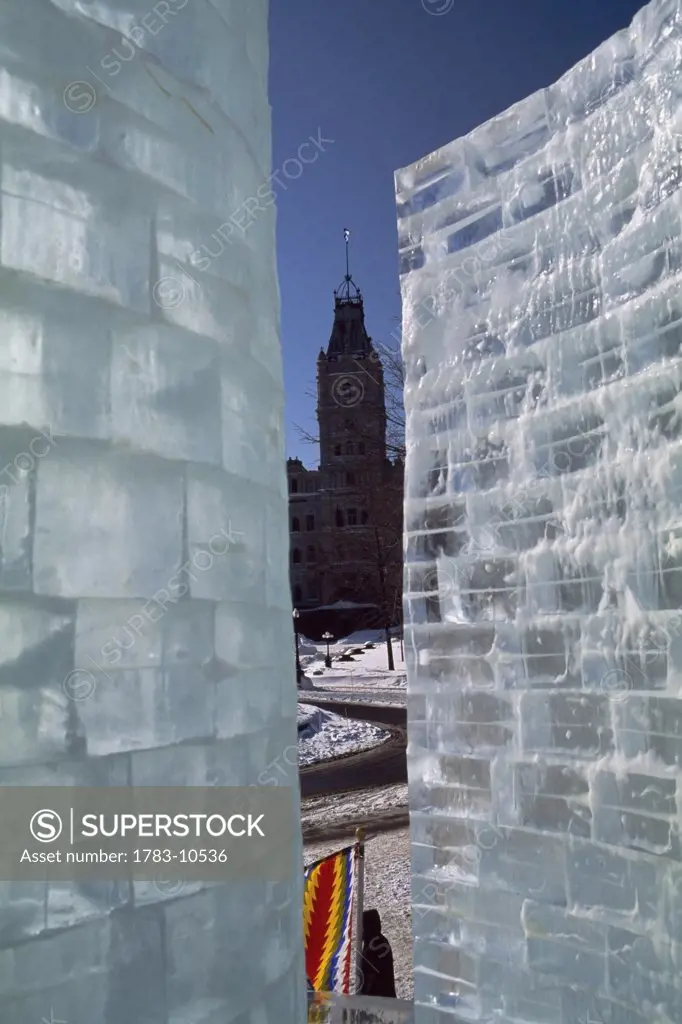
[306,514,315,531]
[291,517,300,532]
[293,585,302,602]
[335,508,344,527]
[307,545,316,563]
[292,548,301,564]
[289,478,298,493]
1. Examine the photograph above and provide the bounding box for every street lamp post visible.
[293,609,302,685]
[322,631,333,669]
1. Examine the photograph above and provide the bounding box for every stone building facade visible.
[288,277,403,639]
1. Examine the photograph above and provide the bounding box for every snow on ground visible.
[298,703,390,767]
[304,826,413,1000]
[297,703,319,729]
[306,688,406,706]
[301,783,408,832]
[299,629,407,706]
[299,633,412,992]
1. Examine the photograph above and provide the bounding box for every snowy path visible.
[303,685,406,706]
[299,630,407,706]
[298,631,413,996]
[302,782,408,843]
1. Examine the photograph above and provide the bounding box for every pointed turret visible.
[326,228,373,359]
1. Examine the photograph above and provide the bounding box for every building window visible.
[347,509,358,526]
[358,442,365,455]
[291,517,300,532]
[293,585,302,603]
[345,442,354,455]
[334,444,342,456]
[335,508,344,527]
[292,548,301,564]
[361,510,369,524]
[306,514,315,531]
[289,478,298,493]
[308,581,320,600]
[336,544,345,561]
[346,472,356,486]
[307,545,316,563]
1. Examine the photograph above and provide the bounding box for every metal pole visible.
[295,620,302,684]
[354,826,366,997]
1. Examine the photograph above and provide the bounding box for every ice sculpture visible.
[0,1,304,1022]
[398,0,682,1020]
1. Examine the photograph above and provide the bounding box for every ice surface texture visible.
[0,1,304,1022]
[397,1,682,1021]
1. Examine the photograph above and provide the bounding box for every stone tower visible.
[288,233,403,640]
[316,270,387,474]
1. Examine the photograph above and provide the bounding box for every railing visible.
[307,992,414,1022]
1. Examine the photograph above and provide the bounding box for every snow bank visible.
[298,705,390,766]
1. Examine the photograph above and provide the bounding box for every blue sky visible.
[269,0,644,465]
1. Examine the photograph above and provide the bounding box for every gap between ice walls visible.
[0,1,305,1022]
[397,0,682,1021]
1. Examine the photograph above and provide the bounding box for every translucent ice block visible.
[398,0,682,1020]
[0,0,304,1021]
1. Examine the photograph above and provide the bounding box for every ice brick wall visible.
[0,2,304,1023]
[397,1,682,1021]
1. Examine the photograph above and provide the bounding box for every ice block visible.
[398,0,682,1020]
[0,1,304,1021]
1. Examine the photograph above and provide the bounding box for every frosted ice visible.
[398,0,682,1020]
[0,0,304,1022]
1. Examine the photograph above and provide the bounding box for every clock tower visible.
[287,231,403,641]
[316,257,387,472]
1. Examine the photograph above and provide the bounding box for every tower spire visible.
[327,229,371,357]
[336,228,361,303]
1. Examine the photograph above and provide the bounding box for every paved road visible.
[299,697,407,799]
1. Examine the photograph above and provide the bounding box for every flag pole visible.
[354,826,366,996]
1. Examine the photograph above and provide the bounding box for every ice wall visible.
[0,2,304,1022]
[398,1,682,1021]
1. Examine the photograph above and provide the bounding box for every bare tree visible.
[365,468,403,672]
[375,341,406,463]
[330,511,402,672]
